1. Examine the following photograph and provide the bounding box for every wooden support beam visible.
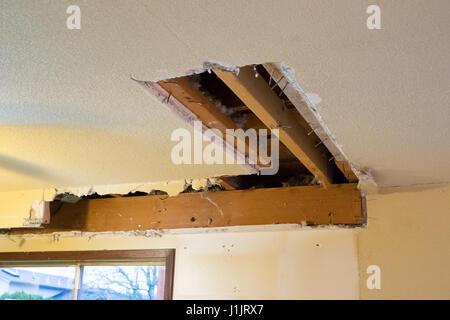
[214,66,334,185]
[8,184,363,235]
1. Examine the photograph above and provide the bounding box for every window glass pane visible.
[78,265,165,300]
[0,267,76,300]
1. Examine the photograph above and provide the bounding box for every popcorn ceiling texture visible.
[1,1,449,199]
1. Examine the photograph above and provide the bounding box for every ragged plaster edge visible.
[53,177,221,198]
[22,201,50,227]
[186,61,240,77]
[0,223,364,242]
[153,61,240,82]
[150,60,378,193]
[272,62,378,194]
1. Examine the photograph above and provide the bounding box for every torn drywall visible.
[134,59,375,190]
[187,61,240,77]
[177,60,378,193]
[272,62,378,194]
[0,189,55,228]
[53,178,218,198]
[22,200,50,227]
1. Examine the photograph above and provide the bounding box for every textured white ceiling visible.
[1,0,449,192]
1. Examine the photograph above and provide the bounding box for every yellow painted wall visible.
[358,184,450,299]
[0,229,359,300]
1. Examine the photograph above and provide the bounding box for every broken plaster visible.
[53,177,219,198]
[22,200,49,227]
[146,60,378,193]
[0,222,365,243]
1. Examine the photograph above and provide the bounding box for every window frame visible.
[0,249,175,300]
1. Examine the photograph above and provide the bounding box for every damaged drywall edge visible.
[0,189,55,228]
[186,61,241,78]
[0,223,365,242]
[53,177,221,198]
[151,61,240,82]
[138,60,378,193]
[22,200,50,227]
[273,61,378,194]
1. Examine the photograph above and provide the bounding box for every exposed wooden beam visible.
[155,77,270,171]
[217,176,240,190]
[158,77,236,135]
[8,184,363,235]
[335,161,358,183]
[134,78,260,176]
[244,111,321,144]
[214,66,334,185]
[157,77,266,186]
[262,63,358,183]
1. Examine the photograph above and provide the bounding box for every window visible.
[0,249,174,300]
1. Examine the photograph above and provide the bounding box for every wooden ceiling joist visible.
[157,77,236,135]
[136,63,358,187]
[9,183,364,235]
[155,77,272,172]
[214,66,334,185]
[262,63,359,183]
[335,160,358,183]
